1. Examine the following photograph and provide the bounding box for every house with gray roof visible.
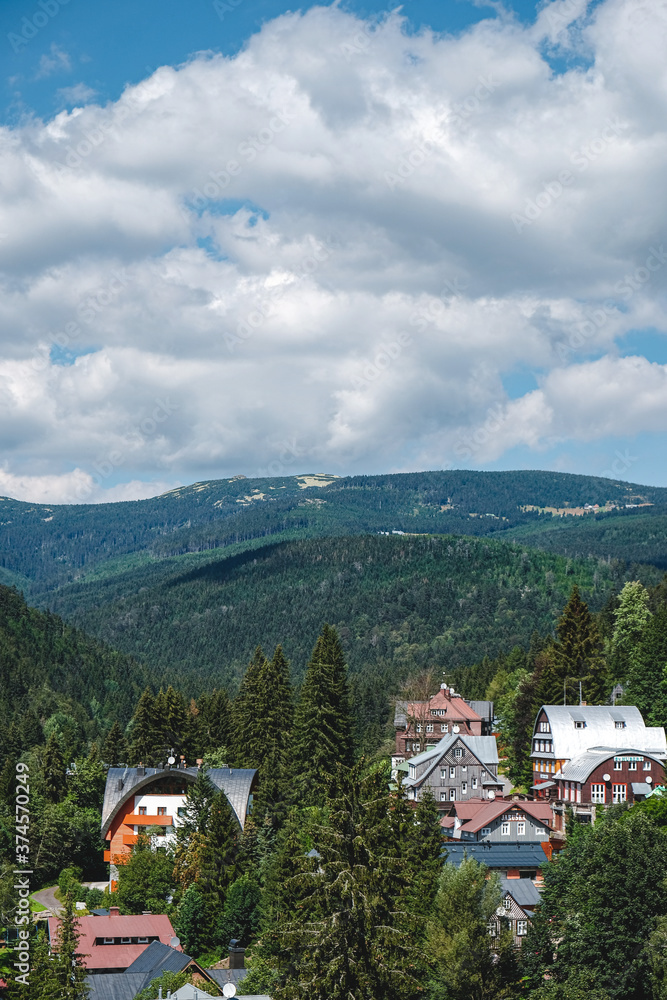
[489,877,542,948]
[403,733,505,811]
[102,764,257,887]
[530,704,666,792]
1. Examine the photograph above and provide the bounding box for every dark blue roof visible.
[444,842,547,869]
[124,940,193,975]
[86,973,151,1000]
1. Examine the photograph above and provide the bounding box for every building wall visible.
[457,809,550,844]
[409,740,500,808]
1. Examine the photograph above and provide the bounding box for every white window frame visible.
[440,792,447,801]
[103,937,114,945]
[503,897,511,910]
[416,724,422,733]
[426,724,434,733]
[461,781,467,794]
[539,722,550,733]
[449,788,456,801]
[472,777,478,789]
[644,760,652,770]
[481,826,491,836]
[440,768,447,779]
[454,747,464,759]
[449,766,456,778]
[441,723,448,733]
[517,920,528,936]
[614,759,623,770]
[501,822,510,836]
[487,921,497,937]
[628,760,637,771]
[534,827,545,836]
[612,784,627,803]
[615,721,626,729]
[517,822,526,836]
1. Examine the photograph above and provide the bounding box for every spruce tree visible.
[628,604,667,722]
[20,708,44,749]
[254,645,293,828]
[611,581,652,682]
[195,688,232,756]
[53,891,89,1000]
[291,625,354,806]
[275,761,422,1000]
[102,719,128,767]
[406,788,444,918]
[198,790,240,934]
[43,731,66,804]
[69,743,107,810]
[543,587,609,705]
[233,646,269,768]
[129,688,160,765]
[176,884,208,957]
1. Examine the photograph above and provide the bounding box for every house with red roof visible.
[47,908,180,974]
[394,684,485,761]
[440,797,553,846]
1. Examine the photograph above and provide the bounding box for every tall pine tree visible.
[253,645,293,828]
[292,625,354,806]
[42,731,66,804]
[129,688,160,765]
[102,719,128,767]
[542,587,609,705]
[233,647,269,767]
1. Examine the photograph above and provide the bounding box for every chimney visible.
[229,938,245,969]
[137,764,145,776]
[180,756,186,770]
[110,907,120,917]
[196,759,203,769]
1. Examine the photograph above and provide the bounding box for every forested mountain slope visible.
[2,469,666,593]
[44,534,651,728]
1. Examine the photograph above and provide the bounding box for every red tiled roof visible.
[408,689,482,722]
[439,799,553,833]
[47,913,179,971]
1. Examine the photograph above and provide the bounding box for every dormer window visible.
[615,721,626,729]
[574,721,585,729]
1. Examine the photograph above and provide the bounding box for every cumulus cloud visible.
[1,0,667,501]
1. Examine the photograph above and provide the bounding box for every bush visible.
[58,866,83,898]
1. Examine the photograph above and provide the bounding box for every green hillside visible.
[2,469,666,593]
[44,533,650,732]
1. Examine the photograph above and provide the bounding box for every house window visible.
[481,827,491,836]
[454,748,464,759]
[628,760,637,771]
[449,788,456,800]
[614,759,623,770]
[574,721,585,729]
[138,807,147,815]
[461,782,467,794]
[517,920,528,936]
[613,784,627,803]
[501,822,510,836]
[138,937,148,944]
[426,724,434,733]
[534,827,546,836]
[103,937,114,945]
[441,724,449,733]
[462,764,467,772]
[503,897,511,910]
[121,937,131,944]
[440,769,447,779]
[157,807,167,816]
[440,792,447,801]
[517,822,526,836]
[539,722,550,733]
[472,777,478,789]
[615,721,626,729]
[487,921,497,937]
[644,760,652,770]
[416,724,422,733]
[449,766,456,778]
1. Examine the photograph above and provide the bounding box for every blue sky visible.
[1,0,667,502]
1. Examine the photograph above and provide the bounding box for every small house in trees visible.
[102,762,257,888]
[530,704,666,793]
[48,909,182,974]
[440,798,553,844]
[444,842,549,881]
[402,732,505,809]
[394,684,486,761]
[488,878,542,948]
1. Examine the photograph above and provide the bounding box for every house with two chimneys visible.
[393,682,493,764]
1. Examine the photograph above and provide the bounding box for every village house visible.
[440,797,553,845]
[546,747,666,832]
[529,704,666,791]
[488,878,543,948]
[401,732,506,809]
[48,910,181,975]
[394,684,488,762]
[101,762,257,888]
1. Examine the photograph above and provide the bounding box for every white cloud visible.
[57,83,99,106]
[35,43,71,79]
[1,0,667,501]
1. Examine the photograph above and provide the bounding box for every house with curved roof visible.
[102,764,257,887]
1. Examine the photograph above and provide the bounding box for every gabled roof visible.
[556,748,665,783]
[535,706,666,760]
[468,700,494,720]
[445,799,553,834]
[500,877,542,908]
[48,913,179,971]
[124,940,192,976]
[395,689,483,728]
[444,842,549,868]
[101,766,257,836]
[404,733,499,789]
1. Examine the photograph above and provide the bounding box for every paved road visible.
[32,885,61,917]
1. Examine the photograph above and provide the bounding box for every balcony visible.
[123,813,174,826]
